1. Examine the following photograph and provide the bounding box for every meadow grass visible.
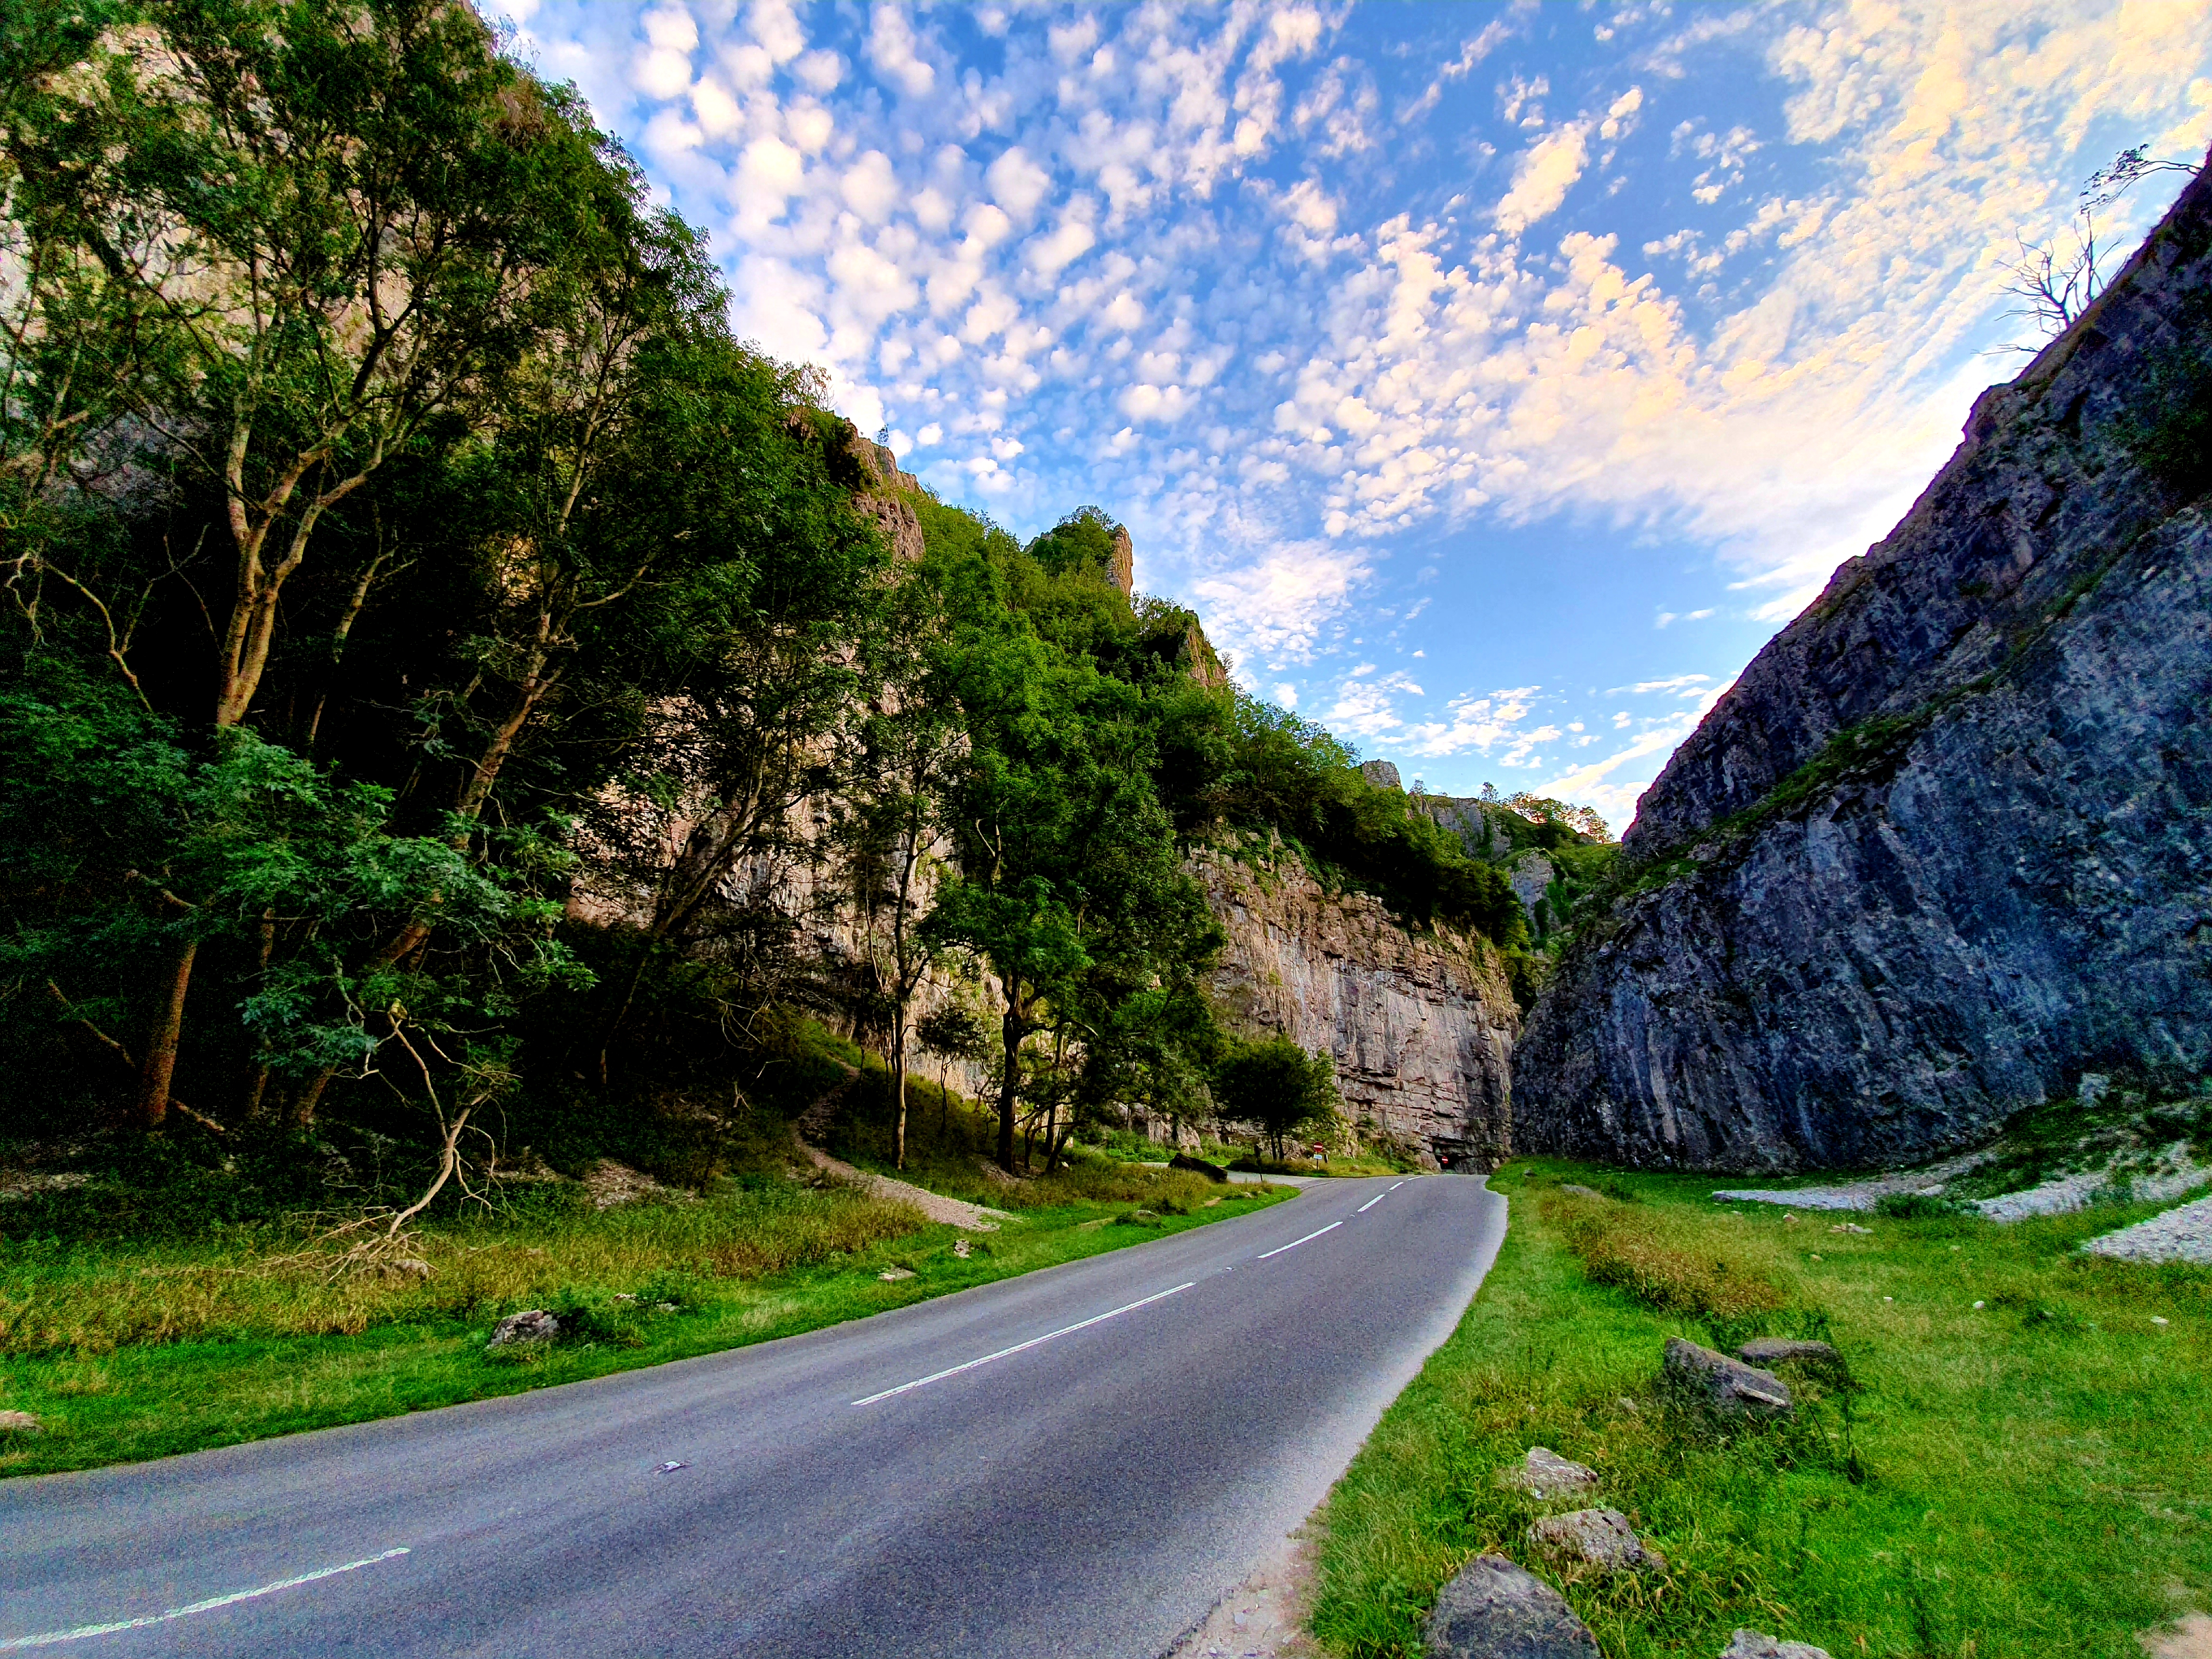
[1310,1160,2212,1658]
[0,1159,1284,1479]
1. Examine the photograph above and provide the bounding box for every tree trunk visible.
[996,1000,1024,1174]
[891,1007,909,1171]
[137,936,198,1129]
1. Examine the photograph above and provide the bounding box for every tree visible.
[832,574,966,1168]
[1212,1034,1340,1163]
[1999,144,2202,346]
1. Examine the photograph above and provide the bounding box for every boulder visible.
[1169,1153,1230,1183]
[1502,1446,1600,1501]
[1736,1338,1842,1368]
[1663,1338,1793,1418]
[1528,1508,1666,1574]
[1558,1183,1605,1199]
[0,1410,42,1435]
[1422,1553,1599,1658]
[487,1309,561,1348]
[1722,1631,1832,1659]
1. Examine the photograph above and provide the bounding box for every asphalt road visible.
[1,1174,1507,1658]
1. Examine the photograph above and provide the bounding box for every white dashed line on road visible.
[1,1550,412,1651]
[852,1282,1198,1406]
[1257,1220,1343,1259]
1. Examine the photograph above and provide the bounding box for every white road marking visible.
[1357,1190,1388,1213]
[852,1282,1197,1406]
[1389,1180,1407,1191]
[0,1549,410,1650]
[1257,1219,1342,1259]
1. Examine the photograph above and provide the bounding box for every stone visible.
[0,1410,42,1435]
[1513,158,2212,1172]
[1722,1630,1833,1659]
[487,1309,560,1348]
[1170,1153,1231,1183]
[1502,1446,1600,1501]
[1359,759,1402,791]
[878,1267,916,1281]
[1830,1223,1872,1234]
[1736,1338,1843,1368]
[1528,1508,1666,1574]
[1422,1553,1599,1658]
[1558,1183,1606,1199]
[1663,1338,1793,1418]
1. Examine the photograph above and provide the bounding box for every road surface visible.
[1,1174,1507,1658]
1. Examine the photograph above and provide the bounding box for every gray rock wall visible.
[1514,158,2212,1172]
[1197,843,1519,1167]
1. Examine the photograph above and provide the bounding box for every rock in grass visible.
[878,1267,917,1281]
[0,1410,42,1435]
[1528,1508,1667,1574]
[1169,1153,1229,1182]
[1501,1446,1600,1501]
[1736,1338,1842,1368]
[1722,1631,1832,1659]
[1423,1554,1598,1658]
[1663,1337,1792,1418]
[487,1309,561,1348]
[1559,1183,1606,1199]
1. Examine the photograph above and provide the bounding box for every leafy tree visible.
[1212,1034,1340,1162]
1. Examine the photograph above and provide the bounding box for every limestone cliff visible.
[1515,158,2212,1172]
[1197,840,1519,1168]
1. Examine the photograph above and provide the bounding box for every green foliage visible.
[1212,1033,1341,1159]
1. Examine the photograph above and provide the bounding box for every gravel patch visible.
[1973,1144,2207,1221]
[2083,1192,2212,1265]
[1712,1153,1987,1212]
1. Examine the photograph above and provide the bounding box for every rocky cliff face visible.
[1514,160,2212,1172]
[1198,841,1520,1168]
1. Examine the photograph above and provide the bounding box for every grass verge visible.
[1309,1159,2212,1658]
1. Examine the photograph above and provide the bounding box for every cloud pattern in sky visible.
[487,0,2212,827]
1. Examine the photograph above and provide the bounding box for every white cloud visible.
[987,147,1054,221]
[866,4,936,98]
[1495,120,1591,235]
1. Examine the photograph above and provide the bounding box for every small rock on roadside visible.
[487,1309,560,1348]
[0,1410,42,1435]
[879,1267,916,1281]
[1829,1223,1872,1235]
[1502,1446,1600,1501]
[1559,1183,1605,1199]
[1423,1554,1599,1658]
[1528,1508,1666,1574]
[1736,1338,1842,1368]
[1722,1631,1832,1659]
[1663,1338,1793,1418]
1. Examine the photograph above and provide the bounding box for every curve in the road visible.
[1,1173,1507,1659]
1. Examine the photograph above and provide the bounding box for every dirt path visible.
[793,1064,1015,1232]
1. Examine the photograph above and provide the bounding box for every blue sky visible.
[485,0,2212,830]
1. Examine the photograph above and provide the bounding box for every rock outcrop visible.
[1197,841,1519,1167]
[1515,157,2212,1171]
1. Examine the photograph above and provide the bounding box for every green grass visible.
[1310,1160,2212,1658]
[0,1137,1290,1481]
